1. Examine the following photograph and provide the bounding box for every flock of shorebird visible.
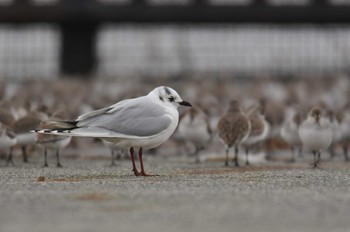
[0,77,349,175]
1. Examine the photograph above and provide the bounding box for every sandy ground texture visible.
[1,155,350,232]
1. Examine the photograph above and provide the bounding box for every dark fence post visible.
[59,0,98,77]
[60,22,97,77]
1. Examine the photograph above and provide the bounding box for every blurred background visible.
[0,0,350,80]
[1,0,350,166]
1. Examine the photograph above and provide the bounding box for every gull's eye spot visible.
[168,96,175,102]
[159,96,164,101]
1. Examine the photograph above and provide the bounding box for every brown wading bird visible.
[34,86,191,176]
[9,106,48,164]
[217,100,251,167]
[37,111,72,167]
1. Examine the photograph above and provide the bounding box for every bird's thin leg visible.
[22,146,28,163]
[329,144,335,160]
[43,148,48,167]
[245,147,250,166]
[317,151,321,166]
[233,146,239,167]
[138,148,156,176]
[195,147,200,164]
[343,144,349,162]
[110,150,116,166]
[5,147,14,166]
[129,147,140,176]
[56,149,62,168]
[224,146,229,166]
[298,146,303,158]
[116,150,122,160]
[312,150,318,168]
[289,146,295,163]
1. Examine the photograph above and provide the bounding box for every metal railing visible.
[1,0,350,76]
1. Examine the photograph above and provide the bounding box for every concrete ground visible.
[1,155,350,232]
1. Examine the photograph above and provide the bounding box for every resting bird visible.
[178,106,212,163]
[280,108,303,162]
[34,86,191,176]
[37,111,72,167]
[242,106,270,166]
[217,100,251,167]
[103,140,127,166]
[299,108,332,168]
[0,122,16,165]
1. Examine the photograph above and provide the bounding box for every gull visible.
[178,106,212,163]
[34,86,191,176]
[217,100,251,167]
[37,111,72,167]
[242,106,270,166]
[299,108,333,168]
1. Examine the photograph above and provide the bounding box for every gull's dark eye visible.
[168,96,175,102]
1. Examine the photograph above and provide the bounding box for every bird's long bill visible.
[179,101,192,107]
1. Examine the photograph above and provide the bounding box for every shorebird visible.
[178,106,212,163]
[327,110,342,160]
[103,140,127,166]
[299,108,333,168]
[37,111,72,167]
[280,108,303,162]
[34,86,191,176]
[0,122,17,165]
[338,107,350,162]
[242,106,270,165]
[217,100,251,167]
[10,106,48,164]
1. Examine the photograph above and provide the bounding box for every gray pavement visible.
[1,156,350,232]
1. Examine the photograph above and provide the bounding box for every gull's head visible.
[150,86,192,108]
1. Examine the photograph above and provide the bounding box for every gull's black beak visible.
[179,101,192,107]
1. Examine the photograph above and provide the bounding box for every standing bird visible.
[280,109,303,162]
[11,107,48,164]
[242,106,270,166]
[217,100,251,167]
[37,111,72,167]
[103,140,127,166]
[0,122,17,165]
[299,108,333,168]
[327,110,342,160]
[338,107,350,162]
[34,86,191,176]
[178,106,212,163]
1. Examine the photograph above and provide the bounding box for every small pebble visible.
[37,176,46,182]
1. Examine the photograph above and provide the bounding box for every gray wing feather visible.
[76,96,172,137]
[77,107,112,122]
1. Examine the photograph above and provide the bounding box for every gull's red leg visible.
[138,148,156,176]
[130,147,140,176]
